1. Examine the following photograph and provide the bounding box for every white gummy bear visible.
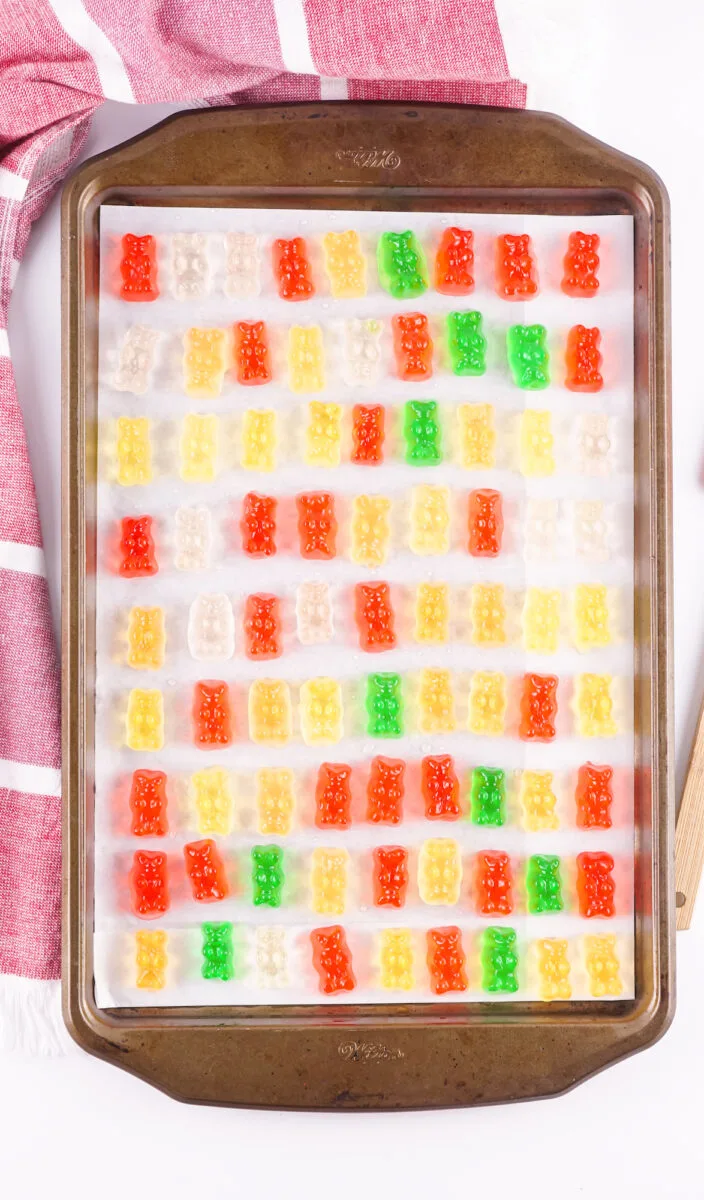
[225,233,260,298]
[295,581,334,645]
[171,233,209,301]
[574,500,611,561]
[187,593,235,661]
[524,499,558,560]
[579,412,612,475]
[112,325,159,395]
[342,318,382,387]
[174,506,212,572]
[255,926,288,988]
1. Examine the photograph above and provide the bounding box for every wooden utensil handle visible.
[675,698,704,929]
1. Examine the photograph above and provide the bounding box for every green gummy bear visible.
[403,400,442,466]
[252,845,284,907]
[506,324,550,389]
[526,854,563,914]
[469,766,505,827]
[481,926,519,993]
[201,921,234,981]
[446,311,487,376]
[377,231,428,299]
[366,672,404,737]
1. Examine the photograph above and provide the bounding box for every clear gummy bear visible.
[171,233,209,301]
[342,317,383,387]
[174,506,212,571]
[573,499,610,561]
[113,325,159,395]
[295,581,333,645]
[256,926,288,988]
[224,232,260,298]
[187,593,235,661]
[524,498,558,560]
[578,412,612,475]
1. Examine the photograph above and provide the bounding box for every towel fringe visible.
[0,975,71,1055]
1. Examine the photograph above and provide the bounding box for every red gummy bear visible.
[234,320,271,385]
[519,673,558,743]
[372,846,409,908]
[184,838,229,903]
[562,231,600,298]
[354,581,397,653]
[351,404,385,465]
[129,769,168,837]
[130,850,169,918]
[192,680,233,748]
[391,312,433,381]
[119,516,158,577]
[241,492,277,559]
[119,233,159,301]
[576,851,615,918]
[296,491,337,560]
[311,925,356,994]
[421,754,461,820]
[366,756,405,825]
[468,488,504,557]
[495,233,538,300]
[566,324,603,392]
[272,237,315,301]
[427,926,468,995]
[315,762,353,829]
[475,850,513,915]
[243,593,282,660]
[435,226,475,295]
[576,763,614,830]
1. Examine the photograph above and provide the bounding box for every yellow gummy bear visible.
[351,494,391,567]
[183,327,227,399]
[470,583,506,647]
[300,677,343,745]
[288,324,325,393]
[127,606,165,670]
[409,484,450,556]
[248,679,292,745]
[379,929,414,991]
[574,673,617,737]
[305,401,342,467]
[520,770,559,831]
[536,938,571,1001]
[191,766,233,836]
[468,671,506,736]
[241,409,277,472]
[180,413,218,482]
[523,587,561,653]
[310,847,349,915]
[126,688,164,751]
[116,416,152,486]
[136,930,167,990]
[418,838,462,905]
[584,934,623,997]
[520,409,555,476]
[414,583,449,643]
[322,230,366,298]
[573,584,612,652]
[417,668,456,734]
[457,403,496,468]
[256,767,295,835]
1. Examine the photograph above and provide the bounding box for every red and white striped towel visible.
[0,0,524,1052]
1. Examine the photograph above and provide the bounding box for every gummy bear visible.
[116,417,152,486]
[418,838,462,905]
[409,484,450,556]
[234,320,271,386]
[495,233,538,300]
[379,928,414,989]
[584,934,622,997]
[225,232,260,298]
[414,582,449,644]
[256,767,295,835]
[315,762,352,828]
[566,325,603,392]
[243,593,282,660]
[248,679,292,745]
[435,227,474,295]
[520,409,554,476]
[377,231,428,299]
[403,400,442,465]
[322,229,366,298]
[519,673,558,742]
[417,668,456,734]
[300,677,343,745]
[311,847,349,914]
[446,311,487,376]
[350,494,391,567]
[192,680,233,749]
[520,770,559,832]
[355,581,396,652]
[191,766,233,836]
[366,674,404,738]
[136,930,167,989]
[562,231,600,298]
[172,233,208,302]
[113,325,158,394]
[351,404,385,464]
[343,318,383,387]
[184,838,229,902]
[507,325,550,390]
[427,926,468,994]
[188,593,235,661]
[175,506,211,571]
[574,500,609,561]
[130,769,168,837]
[180,413,218,483]
[468,488,503,557]
[392,313,433,381]
[126,689,164,751]
[297,491,337,560]
[526,855,563,914]
[576,851,616,918]
[373,846,409,907]
[241,408,277,472]
[201,921,234,981]
[525,498,558,561]
[183,328,226,399]
[576,762,614,829]
[273,236,314,300]
[119,233,158,301]
[311,925,356,994]
[470,583,506,647]
[457,402,494,468]
[256,926,288,988]
[241,492,277,558]
[573,584,611,652]
[296,581,333,645]
[288,325,325,393]
[118,515,158,577]
[574,674,617,737]
[536,938,571,1001]
[578,413,612,475]
[305,402,342,467]
[523,587,561,653]
[469,767,505,827]
[481,926,519,993]
[468,671,506,736]
[252,844,284,906]
[130,850,169,917]
[127,607,165,670]
[421,754,461,820]
[366,755,405,824]
[475,850,513,915]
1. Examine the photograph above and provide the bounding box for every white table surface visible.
[3,5,704,1192]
